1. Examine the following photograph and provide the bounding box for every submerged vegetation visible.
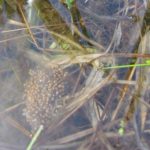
[0,0,150,150]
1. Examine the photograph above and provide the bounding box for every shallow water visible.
[0,0,150,150]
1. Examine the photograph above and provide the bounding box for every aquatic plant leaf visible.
[5,0,17,10]
[66,0,74,9]
[0,0,4,10]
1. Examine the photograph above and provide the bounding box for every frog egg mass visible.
[23,66,67,131]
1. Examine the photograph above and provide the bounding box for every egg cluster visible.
[23,66,67,131]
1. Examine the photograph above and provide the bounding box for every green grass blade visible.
[103,63,150,70]
[26,125,44,150]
